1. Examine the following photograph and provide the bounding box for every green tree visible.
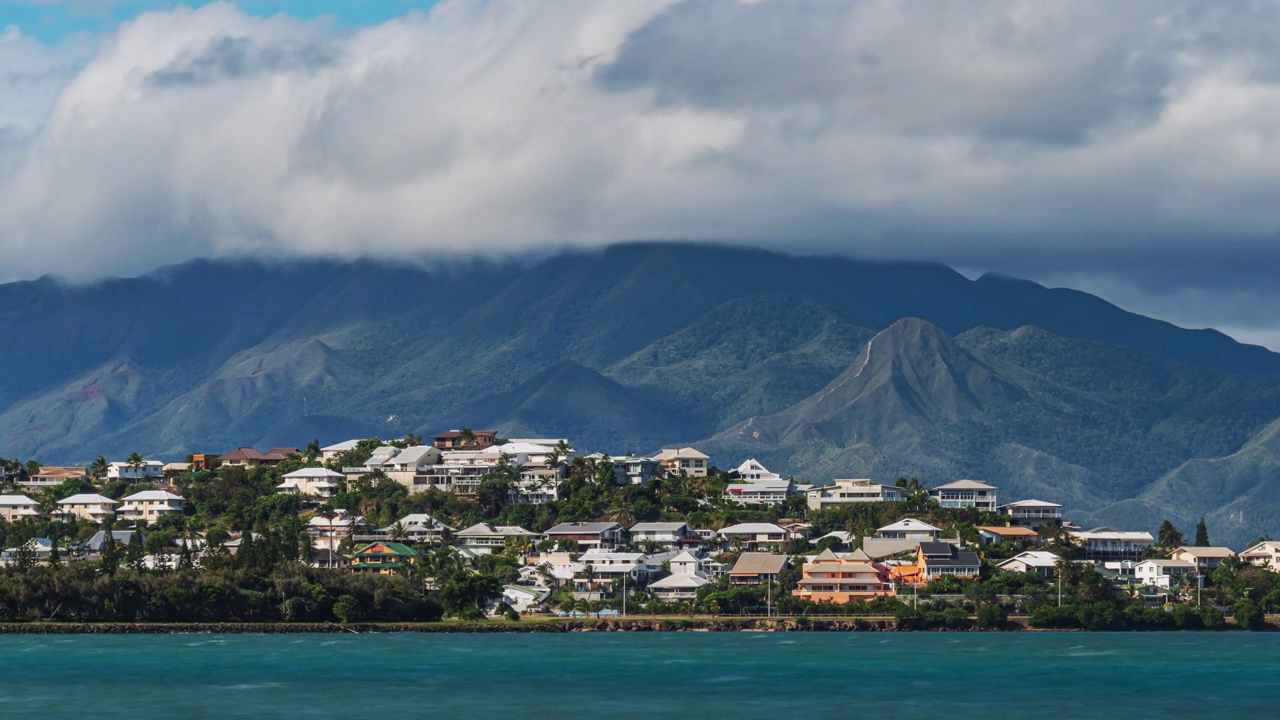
[90,456,109,482]
[1157,520,1184,548]
[1233,598,1266,631]
[1194,517,1210,547]
[976,603,1007,629]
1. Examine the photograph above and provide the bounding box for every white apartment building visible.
[117,490,186,523]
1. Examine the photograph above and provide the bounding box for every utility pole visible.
[1058,568,1063,608]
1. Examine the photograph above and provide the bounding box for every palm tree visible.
[606,500,636,530]
[388,520,409,543]
[126,452,144,471]
[458,427,477,448]
[90,456,109,482]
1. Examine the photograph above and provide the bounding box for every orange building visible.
[794,549,896,603]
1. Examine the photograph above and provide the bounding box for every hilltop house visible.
[107,461,164,482]
[724,478,810,506]
[571,551,661,599]
[431,429,498,451]
[806,479,902,510]
[1071,528,1155,561]
[718,523,789,551]
[454,523,539,555]
[373,514,455,545]
[996,551,1062,577]
[276,468,343,498]
[1169,546,1236,571]
[308,510,364,551]
[1240,541,1280,570]
[544,522,623,551]
[348,542,418,574]
[653,447,710,478]
[320,439,364,462]
[794,549,895,603]
[876,518,942,541]
[55,494,118,523]
[117,490,186,523]
[629,522,701,550]
[998,499,1062,529]
[976,525,1042,546]
[218,447,298,468]
[1135,559,1196,589]
[22,466,87,490]
[895,542,981,585]
[929,480,999,511]
[0,495,41,523]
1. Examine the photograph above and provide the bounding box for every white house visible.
[929,479,999,511]
[544,522,623,551]
[1135,558,1196,589]
[806,479,902,510]
[718,523,789,551]
[876,518,942,541]
[1071,528,1155,561]
[379,514,456,545]
[996,551,1062,577]
[277,468,343,498]
[308,509,364,551]
[629,522,701,549]
[107,461,164,482]
[724,479,810,506]
[455,523,539,554]
[498,585,551,614]
[1240,541,1280,571]
[320,439,364,462]
[734,459,781,482]
[647,572,711,601]
[0,495,41,523]
[572,551,662,599]
[998,499,1062,528]
[55,494,119,523]
[117,490,186,523]
[653,447,710,478]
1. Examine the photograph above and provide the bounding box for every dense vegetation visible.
[3,447,1276,629]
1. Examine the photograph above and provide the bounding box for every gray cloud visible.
[147,34,340,87]
[0,1,1279,343]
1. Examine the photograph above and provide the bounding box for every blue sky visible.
[2,1,437,42]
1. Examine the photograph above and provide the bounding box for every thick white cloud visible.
[2,0,1280,337]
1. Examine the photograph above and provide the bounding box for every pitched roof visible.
[0,495,39,506]
[283,467,344,479]
[861,537,924,558]
[630,522,690,532]
[353,542,418,557]
[1174,546,1236,558]
[729,553,788,575]
[719,523,787,535]
[976,525,1041,537]
[58,493,118,505]
[933,479,998,491]
[878,518,941,533]
[648,574,710,589]
[653,447,709,461]
[545,522,621,535]
[321,439,364,452]
[1000,499,1061,508]
[997,551,1061,570]
[121,490,185,502]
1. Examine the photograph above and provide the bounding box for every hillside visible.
[3,243,1280,542]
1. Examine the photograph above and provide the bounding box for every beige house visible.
[1170,546,1236,571]
[0,495,42,522]
[1240,541,1280,571]
[55,493,118,523]
[117,490,186,523]
[653,447,710,478]
[807,479,902,509]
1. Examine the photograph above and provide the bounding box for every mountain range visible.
[3,242,1280,545]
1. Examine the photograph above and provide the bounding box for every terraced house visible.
[795,549,896,603]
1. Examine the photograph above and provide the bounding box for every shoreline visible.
[0,616,1263,634]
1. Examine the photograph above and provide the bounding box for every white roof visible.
[727,479,793,491]
[997,551,1061,569]
[719,523,787,535]
[456,522,536,538]
[653,447,709,461]
[0,495,40,506]
[1072,529,1155,541]
[877,518,941,533]
[998,497,1059,507]
[1136,559,1196,569]
[630,522,689,532]
[933,479,998,491]
[669,550,702,564]
[58,494,118,505]
[383,445,438,466]
[284,467,344,479]
[393,514,455,531]
[648,573,710,589]
[121,490,185,502]
[481,442,553,456]
[322,439,364,452]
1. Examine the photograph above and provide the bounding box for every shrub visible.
[975,604,1007,629]
[1171,605,1202,630]
[942,606,970,630]
[1233,599,1266,631]
[1199,606,1226,630]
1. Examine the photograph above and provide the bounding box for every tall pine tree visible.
[1195,517,1210,547]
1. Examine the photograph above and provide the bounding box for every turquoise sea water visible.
[1,632,1276,719]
